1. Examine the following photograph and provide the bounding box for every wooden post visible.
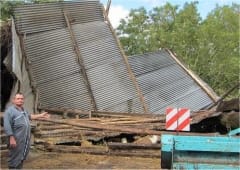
[19,33,39,113]
[63,11,97,111]
[167,49,219,102]
[101,7,149,114]
[89,111,92,118]
[105,0,111,16]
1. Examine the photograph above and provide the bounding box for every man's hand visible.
[31,112,50,120]
[39,112,50,119]
[9,136,17,148]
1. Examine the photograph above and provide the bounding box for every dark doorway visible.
[1,23,15,111]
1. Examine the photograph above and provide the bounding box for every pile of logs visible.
[33,110,166,158]
[32,108,221,158]
[1,97,238,158]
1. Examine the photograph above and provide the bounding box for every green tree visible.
[197,4,239,95]
[116,2,239,97]
[148,3,178,52]
[0,1,23,21]
[117,7,151,55]
[169,2,201,64]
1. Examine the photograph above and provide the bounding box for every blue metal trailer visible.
[161,128,240,169]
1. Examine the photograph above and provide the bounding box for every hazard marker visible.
[166,108,190,131]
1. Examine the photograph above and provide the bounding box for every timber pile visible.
[1,104,238,158]
[33,111,165,158]
[32,109,223,158]
[32,81,239,157]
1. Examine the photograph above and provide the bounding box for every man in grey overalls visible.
[4,92,50,169]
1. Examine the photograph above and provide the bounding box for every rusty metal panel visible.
[128,50,215,114]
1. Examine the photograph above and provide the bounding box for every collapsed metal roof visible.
[13,0,146,113]
[12,0,218,115]
[128,50,218,114]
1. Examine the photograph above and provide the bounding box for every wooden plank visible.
[37,124,73,131]
[109,149,160,158]
[34,129,81,138]
[101,118,163,125]
[92,110,165,118]
[167,49,218,102]
[190,110,219,124]
[102,7,149,114]
[39,108,91,118]
[41,118,164,135]
[107,142,160,150]
[44,144,108,155]
[63,11,97,111]
[38,144,160,158]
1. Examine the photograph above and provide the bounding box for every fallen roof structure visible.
[128,50,219,114]
[6,0,218,115]
[11,0,146,114]
[1,1,236,160]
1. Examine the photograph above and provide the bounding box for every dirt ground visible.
[1,148,161,169]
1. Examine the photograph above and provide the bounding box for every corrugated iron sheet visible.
[24,27,92,110]
[128,50,216,114]
[13,1,216,115]
[72,21,143,113]
[13,0,145,113]
[14,1,104,34]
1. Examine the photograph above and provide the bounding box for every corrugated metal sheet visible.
[24,27,92,110]
[14,0,104,34]
[128,50,216,114]
[13,0,145,113]
[72,21,143,113]
[13,1,215,115]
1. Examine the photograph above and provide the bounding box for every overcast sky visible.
[100,0,238,28]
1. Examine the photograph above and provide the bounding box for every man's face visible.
[13,94,24,107]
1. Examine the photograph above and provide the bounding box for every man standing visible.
[3,92,50,169]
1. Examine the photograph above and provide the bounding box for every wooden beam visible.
[109,149,160,158]
[100,118,164,125]
[19,34,39,113]
[63,11,97,111]
[39,107,91,118]
[207,82,240,109]
[38,108,165,119]
[167,49,219,102]
[44,144,108,155]
[107,142,160,150]
[92,110,164,118]
[105,0,111,16]
[42,118,164,135]
[101,7,149,114]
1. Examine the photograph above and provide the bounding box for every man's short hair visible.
[15,92,24,97]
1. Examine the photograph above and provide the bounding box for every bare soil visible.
[1,148,161,169]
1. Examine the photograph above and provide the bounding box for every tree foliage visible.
[197,4,239,95]
[0,1,21,21]
[116,2,239,98]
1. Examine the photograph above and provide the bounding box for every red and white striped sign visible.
[166,108,190,131]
